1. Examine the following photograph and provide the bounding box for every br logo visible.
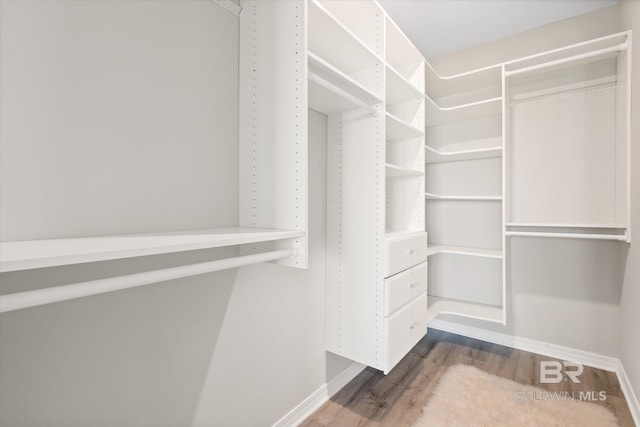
[540,361,584,384]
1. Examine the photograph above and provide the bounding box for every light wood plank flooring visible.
[302,329,634,427]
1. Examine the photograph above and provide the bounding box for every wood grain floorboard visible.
[301,329,634,427]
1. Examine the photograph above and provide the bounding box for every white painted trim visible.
[616,360,640,427]
[429,319,640,425]
[429,319,619,370]
[212,0,241,17]
[271,362,366,427]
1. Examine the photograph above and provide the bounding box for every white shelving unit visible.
[424,46,506,325]
[319,1,428,374]
[0,2,314,312]
[505,32,632,243]
[423,30,632,327]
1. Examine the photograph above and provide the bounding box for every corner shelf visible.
[425,141,502,164]
[426,94,502,127]
[386,163,424,178]
[386,112,424,140]
[426,297,504,324]
[0,228,305,273]
[426,245,503,259]
[425,192,502,201]
[308,52,382,115]
[386,64,424,105]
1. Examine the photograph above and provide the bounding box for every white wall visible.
[619,0,640,407]
[429,5,628,358]
[0,2,339,425]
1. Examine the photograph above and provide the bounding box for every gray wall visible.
[619,0,640,407]
[0,1,344,425]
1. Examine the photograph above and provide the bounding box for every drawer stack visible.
[384,232,429,370]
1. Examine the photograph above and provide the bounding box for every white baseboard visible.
[616,359,640,427]
[429,319,640,426]
[271,361,366,427]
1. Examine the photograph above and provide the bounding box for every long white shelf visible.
[386,64,423,105]
[425,141,502,164]
[0,228,305,273]
[425,192,502,201]
[308,52,382,115]
[427,297,504,324]
[426,245,503,259]
[386,112,424,140]
[386,163,424,178]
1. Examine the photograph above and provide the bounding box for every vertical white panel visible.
[239,0,308,267]
[327,109,385,369]
[510,88,617,224]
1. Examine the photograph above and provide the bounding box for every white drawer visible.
[385,232,428,277]
[384,261,428,316]
[385,292,429,373]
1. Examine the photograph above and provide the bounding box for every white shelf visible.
[0,228,305,273]
[386,112,424,140]
[427,297,504,324]
[426,245,503,259]
[425,192,502,201]
[425,141,502,164]
[385,230,425,241]
[426,94,502,127]
[308,0,381,76]
[386,64,423,105]
[308,52,382,115]
[386,163,424,178]
[425,61,502,100]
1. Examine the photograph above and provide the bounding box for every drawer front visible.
[385,262,428,316]
[385,292,429,373]
[411,292,429,336]
[385,232,428,277]
[385,268,413,316]
[385,301,414,372]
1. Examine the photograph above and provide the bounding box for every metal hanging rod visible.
[308,72,379,116]
[0,249,296,314]
[504,43,627,77]
[505,231,627,241]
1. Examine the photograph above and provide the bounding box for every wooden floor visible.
[302,329,634,427]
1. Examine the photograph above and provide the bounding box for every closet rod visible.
[504,43,627,77]
[506,231,627,241]
[0,249,296,314]
[308,72,379,116]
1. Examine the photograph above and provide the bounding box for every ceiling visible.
[377,0,620,59]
